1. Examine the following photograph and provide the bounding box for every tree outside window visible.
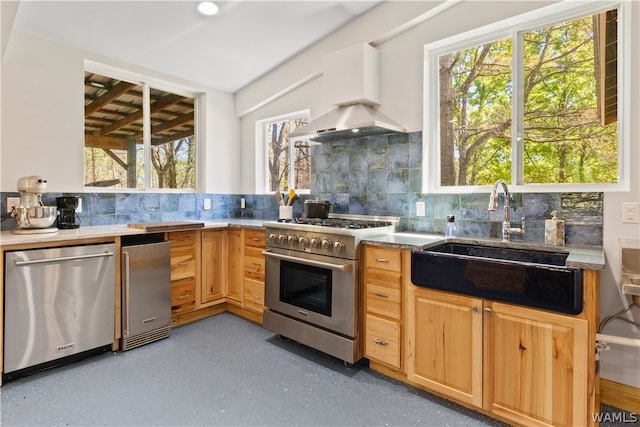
[266,115,310,192]
[435,6,620,188]
[84,71,197,190]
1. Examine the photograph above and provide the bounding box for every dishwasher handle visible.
[14,251,114,266]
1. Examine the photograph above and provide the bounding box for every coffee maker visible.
[55,196,80,229]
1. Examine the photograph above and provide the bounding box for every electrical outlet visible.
[203,198,211,210]
[623,202,639,223]
[6,197,20,213]
[416,201,426,217]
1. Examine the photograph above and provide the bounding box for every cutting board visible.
[127,221,205,232]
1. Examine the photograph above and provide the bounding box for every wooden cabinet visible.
[168,230,197,314]
[406,288,483,407]
[225,228,244,304]
[363,246,406,371]
[406,286,589,426]
[484,301,588,427]
[243,229,265,314]
[201,229,224,303]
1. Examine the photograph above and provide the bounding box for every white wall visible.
[236,0,640,389]
[1,31,240,194]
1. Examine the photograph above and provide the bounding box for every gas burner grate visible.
[277,217,393,229]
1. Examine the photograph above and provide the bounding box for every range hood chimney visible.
[289,42,405,142]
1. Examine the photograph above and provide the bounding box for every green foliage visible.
[440,9,618,186]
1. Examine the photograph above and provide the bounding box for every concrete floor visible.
[0,313,632,427]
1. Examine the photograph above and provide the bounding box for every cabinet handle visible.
[375,258,389,263]
[177,261,189,266]
[373,292,389,299]
[483,308,493,315]
[252,262,261,267]
[373,338,389,346]
[251,237,261,241]
[178,294,190,300]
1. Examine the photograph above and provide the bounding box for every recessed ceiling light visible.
[197,1,219,16]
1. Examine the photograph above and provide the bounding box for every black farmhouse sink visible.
[411,243,583,314]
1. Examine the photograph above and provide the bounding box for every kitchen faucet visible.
[488,179,525,242]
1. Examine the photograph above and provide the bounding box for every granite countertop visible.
[0,219,266,247]
[1,222,605,270]
[362,232,605,271]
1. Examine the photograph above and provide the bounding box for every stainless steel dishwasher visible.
[121,233,171,351]
[4,243,116,380]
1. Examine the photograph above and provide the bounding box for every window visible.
[84,65,199,190]
[424,1,629,192]
[258,112,310,193]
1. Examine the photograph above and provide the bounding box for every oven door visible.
[263,249,358,338]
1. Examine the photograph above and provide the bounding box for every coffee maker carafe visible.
[55,196,80,229]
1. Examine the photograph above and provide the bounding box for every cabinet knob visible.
[472,306,479,313]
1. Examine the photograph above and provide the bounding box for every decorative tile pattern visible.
[0,131,603,246]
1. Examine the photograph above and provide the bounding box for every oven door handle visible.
[262,250,353,272]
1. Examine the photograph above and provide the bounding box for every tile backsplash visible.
[0,131,603,246]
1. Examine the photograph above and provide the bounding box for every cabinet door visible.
[365,314,401,369]
[201,230,224,303]
[244,277,265,312]
[485,302,588,427]
[407,287,483,408]
[244,246,265,282]
[244,228,266,248]
[225,228,243,303]
[171,278,196,314]
[365,269,402,320]
[168,231,196,281]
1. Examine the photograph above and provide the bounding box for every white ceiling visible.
[11,0,381,93]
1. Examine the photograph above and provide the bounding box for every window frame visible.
[255,109,311,194]
[422,0,631,194]
[84,60,203,193]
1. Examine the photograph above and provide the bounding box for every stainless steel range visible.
[262,214,397,365]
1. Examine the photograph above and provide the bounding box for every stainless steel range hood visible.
[289,42,405,143]
[288,103,405,143]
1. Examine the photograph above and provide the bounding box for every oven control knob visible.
[298,236,309,248]
[310,237,321,249]
[333,241,345,253]
[268,233,278,243]
[321,239,332,251]
[287,235,298,247]
[278,234,287,245]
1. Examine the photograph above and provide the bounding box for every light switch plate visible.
[416,201,426,217]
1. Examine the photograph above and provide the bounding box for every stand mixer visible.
[11,176,58,234]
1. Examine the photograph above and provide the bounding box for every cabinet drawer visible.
[244,247,265,281]
[168,231,196,248]
[366,283,401,320]
[171,278,196,314]
[365,314,401,369]
[244,229,265,248]
[244,277,265,311]
[170,245,196,281]
[365,247,401,272]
